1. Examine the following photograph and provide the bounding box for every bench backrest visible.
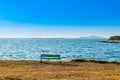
[40,54,60,61]
[41,54,60,58]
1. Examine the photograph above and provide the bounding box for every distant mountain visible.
[79,36,107,39]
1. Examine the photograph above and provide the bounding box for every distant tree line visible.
[109,36,120,40]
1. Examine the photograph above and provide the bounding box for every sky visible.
[0,0,120,38]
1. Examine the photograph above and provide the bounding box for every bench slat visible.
[41,54,60,57]
[41,58,60,59]
[40,54,61,61]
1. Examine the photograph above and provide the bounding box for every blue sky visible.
[0,0,120,38]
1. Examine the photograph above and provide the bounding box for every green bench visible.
[40,54,61,61]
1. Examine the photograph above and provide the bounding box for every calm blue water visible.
[0,38,120,61]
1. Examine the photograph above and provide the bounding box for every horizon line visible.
[0,36,109,38]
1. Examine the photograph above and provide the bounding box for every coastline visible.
[108,40,120,43]
[98,40,120,43]
[0,59,120,80]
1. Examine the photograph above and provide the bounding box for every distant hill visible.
[79,36,107,39]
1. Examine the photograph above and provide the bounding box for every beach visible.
[0,60,120,80]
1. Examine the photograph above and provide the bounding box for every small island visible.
[108,36,120,43]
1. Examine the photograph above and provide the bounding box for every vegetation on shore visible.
[107,36,120,43]
[109,36,120,40]
[0,59,120,80]
[71,58,120,64]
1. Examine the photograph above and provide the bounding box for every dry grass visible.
[0,60,120,80]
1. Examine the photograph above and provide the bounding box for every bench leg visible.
[40,57,42,63]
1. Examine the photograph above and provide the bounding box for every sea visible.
[0,38,120,62]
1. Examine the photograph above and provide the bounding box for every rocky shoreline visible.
[98,40,120,43]
[98,36,120,43]
[108,40,120,43]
